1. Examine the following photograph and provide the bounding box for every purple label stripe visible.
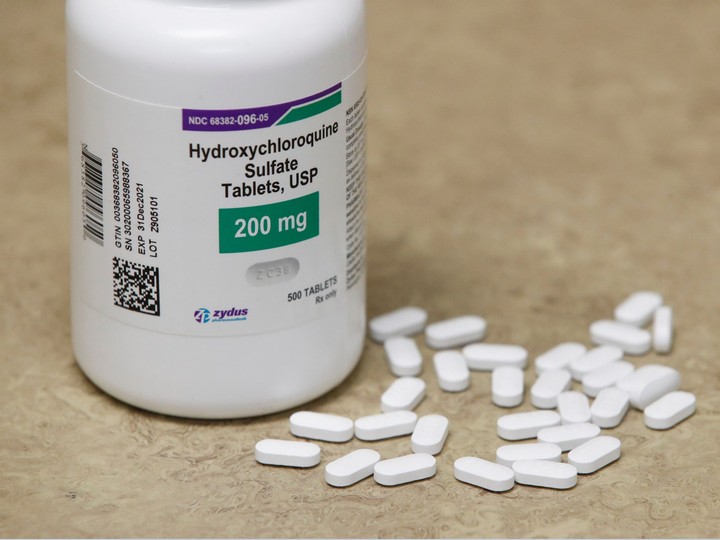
[182,83,342,132]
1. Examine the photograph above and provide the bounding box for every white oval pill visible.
[325,449,381,487]
[411,414,449,455]
[569,345,624,382]
[425,315,487,349]
[374,453,436,486]
[589,320,651,356]
[289,411,354,442]
[653,306,673,354]
[644,391,696,430]
[462,343,528,370]
[492,366,524,408]
[590,387,630,428]
[582,360,635,397]
[369,306,428,342]
[384,336,423,377]
[614,291,663,327]
[616,364,681,410]
[354,411,418,441]
[534,342,587,375]
[557,391,592,424]
[568,436,621,474]
[537,422,600,451]
[497,410,561,441]
[255,439,321,468]
[381,376,426,412]
[531,369,572,409]
[495,442,562,467]
[433,351,470,392]
[454,457,515,492]
[512,460,577,490]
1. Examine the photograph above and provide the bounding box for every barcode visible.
[81,144,104,245]
[113,257,161,316]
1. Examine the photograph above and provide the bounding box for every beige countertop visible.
[1,0,719,537]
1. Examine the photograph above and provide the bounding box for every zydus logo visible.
[194,308,211,324]
[193,306,249,324]
[213,307,249,319]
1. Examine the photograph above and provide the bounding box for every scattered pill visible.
[462,343,528,370]
[589,320,651,356]
[289,411,354,442]
[454,457,515,492]
[495,442,562,467]
[590,387,630,428]
[531,369,572,409]
[261,291,693,495]
[255,439,321,468]
[653,306,673,354]
[497,410,561,441]
[616,364,681,410]
[644,391,696,430]
[614,291,663,327]
[374,453,436,486]
[384,336,423,377]
[569,345,623,382]
[433,350,470,392]
[582,360,635,397]
[537,422,600,451]
[534,342,587,375]
[411,414,450,455]
[325,449,381,487]
[354,410,418,441]
[567,436,621,474]
[557,391,592,424]
[369,306,428,342]
[381,376,426,412]
[425,315,487,349]
[512,460,577,490]
[492,366,525,408]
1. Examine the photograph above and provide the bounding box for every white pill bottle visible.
[66,0,367,418]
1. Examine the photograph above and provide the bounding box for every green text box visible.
[219,192,319,253]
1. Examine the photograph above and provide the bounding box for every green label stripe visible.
[219,192,319,253]
[276,91,342,125]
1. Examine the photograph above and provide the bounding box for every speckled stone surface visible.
[1,0,719,537]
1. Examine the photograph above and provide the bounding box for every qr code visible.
[112,257,160,316]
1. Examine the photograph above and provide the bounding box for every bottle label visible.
[70,64,366,336]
